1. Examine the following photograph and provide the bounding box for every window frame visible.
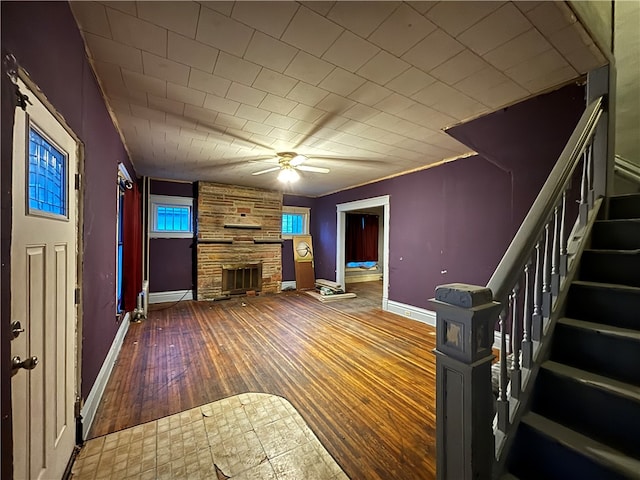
[150,194,194,239]
[281,206,310,239]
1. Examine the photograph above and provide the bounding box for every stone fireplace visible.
[196,182,282,300]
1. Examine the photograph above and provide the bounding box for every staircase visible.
[506,193,640,480]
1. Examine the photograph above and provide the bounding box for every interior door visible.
[11,77,78,480]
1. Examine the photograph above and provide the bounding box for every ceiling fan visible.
[251,152,330,183]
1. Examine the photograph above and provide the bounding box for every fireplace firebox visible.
[222,263,262,295]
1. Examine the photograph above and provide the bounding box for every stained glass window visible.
[28,127,67,217]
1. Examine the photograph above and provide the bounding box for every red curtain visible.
[345,214,379,262]
[123,181,142,312]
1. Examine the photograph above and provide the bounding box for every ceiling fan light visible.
[277,167,300,183]
[291,154,307,166]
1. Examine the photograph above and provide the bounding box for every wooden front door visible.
[11,77,79,480]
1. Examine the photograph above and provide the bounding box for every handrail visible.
[614,154,640,184]
[487,96,604,304]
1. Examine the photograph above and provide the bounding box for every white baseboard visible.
[281,280,296,290]
[81,312,130,439]
[345,274,383,283]
[149,289,192,304]
[386,300,436,327]
[493,331,511,351]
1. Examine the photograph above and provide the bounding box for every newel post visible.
[430,283,502,480]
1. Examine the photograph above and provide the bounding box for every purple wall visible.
[1,1,133,410]
[282,194,316,282]
[149,180,195,292]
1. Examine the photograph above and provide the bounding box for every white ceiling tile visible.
[467,79,529,109]
[286,81,330,106]
[142,51,190,86]
[243,31,298,73]
[203,93,240,115]
[300,2,335,16]
[84,33,143,72]
[259,93,298,115]
[374,93,414,115]
[396,103,456,130]
[357,50,411,85]
[284,51,334,85]
[270,127,304,143]
[525,2,576,38]
[385,67,436,96]
[231,1,299,38]
[242,120,273,135]
[137,1,200,38]
[412,80,485,120]
[348,81,393,106]
[226,82,267,107]
[564,44,606,74]
[252,68,298,97]
[368,4,436,56]
[167,82,206,107]
[281,6,343,57]
[315,93,356,113]
[515,2,543,14]
[264,112,298,129]
[188,68,231,96]
[196,7,253,56]
[168,32,219,73]
[521,65,577,93]
[70,2,112,37]
[430,50,489,84]
[214,112,247,129]
[122,68,167,97]
[288,103,325,123]
[505,49,571,88]
[342,103,380,123]
[199,2,233,16]
[407,1,438,14]
[426,1,504,37]
[214,52,261,85]
[147,94,185,116]
[454,66,509,98]
[327,2,399,38]
[402,28,464,73]
[458,3,531,56]
[106,7,166,56]
[483,29,551,71]
[322,30,380,72]
[236,104,271,123]
[318,68,366,96]
[102,1,136,15]
[549,23,592,57]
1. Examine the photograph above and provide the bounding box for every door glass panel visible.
[28,126,67,218]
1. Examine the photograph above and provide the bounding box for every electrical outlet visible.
[404,310,411,317]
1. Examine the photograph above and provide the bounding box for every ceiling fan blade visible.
[297,165,330,174]
[252,166,281,176]
[289,154,308,166]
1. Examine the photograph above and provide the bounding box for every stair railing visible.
[488,95,605,463]
[614,154,640,185]
[430,94,606,480]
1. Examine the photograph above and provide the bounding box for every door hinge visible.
[75,173,81,190]
[74,287,80,305]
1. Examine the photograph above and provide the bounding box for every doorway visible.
[336,195,390,309]
[10,76,81,479]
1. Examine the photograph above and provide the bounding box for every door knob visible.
[11,321,25,339]
[12,355,38,376]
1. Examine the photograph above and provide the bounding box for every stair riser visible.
[608,194,640,220]
[591,221,640,250]
[580,252,640,287]
[566,284,640,329]
[508,424,627,480]
[532,369,640,457]
[551,324,640,386]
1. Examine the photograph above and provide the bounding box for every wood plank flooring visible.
[89,282,438,479]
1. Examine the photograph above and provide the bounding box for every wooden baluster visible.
[587,142,595,209]
[579,148,589,226]
[497,307,509,433]
[522,261,533,369]
[559,190,568,277]
[510,284,521,399]
[532,241,543,341]
[542,222,552,319]
[551,205,561,297]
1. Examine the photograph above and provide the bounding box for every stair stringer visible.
[492,197,604,479]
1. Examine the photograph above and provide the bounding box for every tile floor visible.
[71,393,349,480]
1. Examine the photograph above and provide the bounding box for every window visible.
[150,195,193,238]
[282,206,309,238]
[28,125,68,218]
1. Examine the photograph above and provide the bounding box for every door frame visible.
[336,195,390,309]
[8,67,85,474]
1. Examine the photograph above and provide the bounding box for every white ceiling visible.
[70,1,605,196]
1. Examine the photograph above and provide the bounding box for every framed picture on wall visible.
[293,235,314,263]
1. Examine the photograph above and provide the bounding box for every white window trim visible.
[282,206,310,239]
[150,194,193,239]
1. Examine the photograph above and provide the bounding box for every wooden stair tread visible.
[542,360,640,403]
[558,317,640,340]
[584,248,640,254]
[571,280,640,294]
[522,412,640,478]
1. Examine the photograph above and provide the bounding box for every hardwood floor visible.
[89,281,438,479]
